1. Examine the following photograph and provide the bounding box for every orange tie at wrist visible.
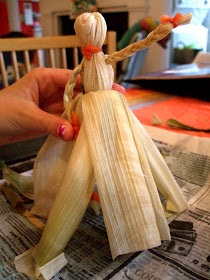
[160,13,183,28]
[81,44,102,60]
[71,112,80,140]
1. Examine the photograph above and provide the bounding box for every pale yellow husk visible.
[32,122,95,267]
[82,90,172,259]
[31,135,73,218]
[31,98,83,219]
[15,121,95,278]
[125,107,189,213]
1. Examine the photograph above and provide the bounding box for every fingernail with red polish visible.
[58,125,66,138]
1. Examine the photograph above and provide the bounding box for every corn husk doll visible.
[14,12,192,279]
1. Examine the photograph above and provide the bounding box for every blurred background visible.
[0,0,209,76]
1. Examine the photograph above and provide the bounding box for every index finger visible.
[48,68,81,88]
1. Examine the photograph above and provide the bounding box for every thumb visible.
[34,108,74,141]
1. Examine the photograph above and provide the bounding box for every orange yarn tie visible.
[160,13,183,28]
[81,44,102,60]
[71,112,80,140]
[91,191,100,203]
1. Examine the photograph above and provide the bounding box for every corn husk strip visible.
[123,101,189,213]
[0,160,34,199]
[15,247,67,280]
[0,182,25,213]
[31,135,73,218]
[23,210,45,230]
[82,90,168,259]
[14,248,37,278]
[89,200,101,216]
[38,252,68,280]
[15,123,94,279]
[152,114,210,132]
[122,112,171,240]
[32,96,83,219]
[32,122,95,269]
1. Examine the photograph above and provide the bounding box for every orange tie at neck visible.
[81,45,102,60]
[160,13,183,28]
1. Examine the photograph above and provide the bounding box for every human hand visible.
[0,67,124,145]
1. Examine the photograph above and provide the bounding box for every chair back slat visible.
[11,51,20,81]
[0,52,8,87]
[49,49,55,68]
[73,47,79,68]
[36,50,43,67]
[60,48,67,69]
[0,32,116,88]
[24,50,31,72]
[0,35,80,52]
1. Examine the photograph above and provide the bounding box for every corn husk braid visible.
[63,60,84,120]
[105,12,192,64]
[105,23,172,64]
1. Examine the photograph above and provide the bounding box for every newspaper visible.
[111,182,210,280]
[0,127,209,280]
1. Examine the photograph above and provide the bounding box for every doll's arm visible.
[105,13,192,64]
[63,61,84,120]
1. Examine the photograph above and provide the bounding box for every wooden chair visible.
[0,31,116,88]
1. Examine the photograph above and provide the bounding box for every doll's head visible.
[74,12,107,48]
[73,12,113,93]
